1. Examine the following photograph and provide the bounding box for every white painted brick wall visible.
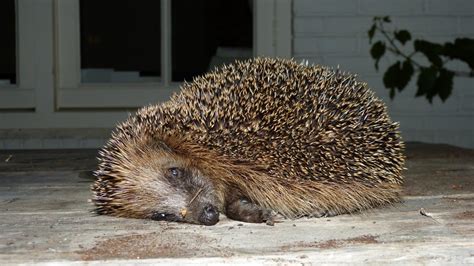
[459,17,474,34]
[293,0,474,148]
[359,0,425,15]
[294,0,359,14]
[426,0,474,15]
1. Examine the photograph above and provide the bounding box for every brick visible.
[399,127,474,148]
[294,17,372,35]
[426,0,474,15]
[455,77,474,97]
[459,17,474,34]
[395,17,458,35]
[399,115,474,131]
[393,93,460,114]
[294,0,358,15]
[320,55,388,75]
[455,77,474,114]
[323,17,372,35]
[362,76,461,114]
[459,95,474,114]
[294,14,458,37]
[360,36,443,59]
[293,18,324,35]
[293,37,358,55]
[359,0,424,15]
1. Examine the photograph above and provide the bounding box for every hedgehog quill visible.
[92,58,404,226]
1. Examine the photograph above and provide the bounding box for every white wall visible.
[293,0,474,148]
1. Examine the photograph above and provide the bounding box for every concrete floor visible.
[0,142,473,265]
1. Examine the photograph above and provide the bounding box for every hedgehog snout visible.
[198,204,219,225]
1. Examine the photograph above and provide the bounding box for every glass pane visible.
[0,0,16,85]
[172,0,253,81]
[80,0,161,83]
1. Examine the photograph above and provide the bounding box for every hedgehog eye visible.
[167,167,182,178]
[151,212,178,221]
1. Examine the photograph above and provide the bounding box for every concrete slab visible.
[0,143,473,265]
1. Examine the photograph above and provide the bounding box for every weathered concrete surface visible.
[0,142,473,265]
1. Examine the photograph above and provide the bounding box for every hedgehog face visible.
[95,145,221,225]
[146,164,220,226]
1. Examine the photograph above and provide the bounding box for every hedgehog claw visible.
[310,209,337,218]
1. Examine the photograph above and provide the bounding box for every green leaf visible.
[398,60,414,91]
[416,67,454,102]
[414,40,443,67]
[383,61,401,89]
[370,41,386,70]
[416,67,438,102]
[382,60,414,94]
[383,16,391,23]
[443,38,474,69]
[394,30,411,45]
[368,24,376,43]
[435,69,454,102]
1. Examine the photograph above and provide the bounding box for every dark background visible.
[0,0,16,84]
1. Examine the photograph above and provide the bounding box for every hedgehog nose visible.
[199,204,219,226]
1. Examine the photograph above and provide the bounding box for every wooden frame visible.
[55,0,178,109]
[0,0,40,110]
[0,0,292,130]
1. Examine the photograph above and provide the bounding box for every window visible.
[171,0,253,81]
[0,0,38,110]
[0,0,290,129]
[56,0,271,109]
[80,0,162,83]
[0,0,16,85]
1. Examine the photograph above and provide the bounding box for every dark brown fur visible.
[92,58,405,225]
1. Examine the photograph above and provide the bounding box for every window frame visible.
[0,0,291,129]
[55,0,177,109]
[55,0,291,109]
[0,0,39,110]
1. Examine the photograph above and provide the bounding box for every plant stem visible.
[376,22,422,67]
[375,19,474,78]
[375,19,474,77]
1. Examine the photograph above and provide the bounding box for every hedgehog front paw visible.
[225,198,276,225]
[262,209,278,226]
[310,209,339,218]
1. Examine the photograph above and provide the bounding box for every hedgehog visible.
[92,57,404,226]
